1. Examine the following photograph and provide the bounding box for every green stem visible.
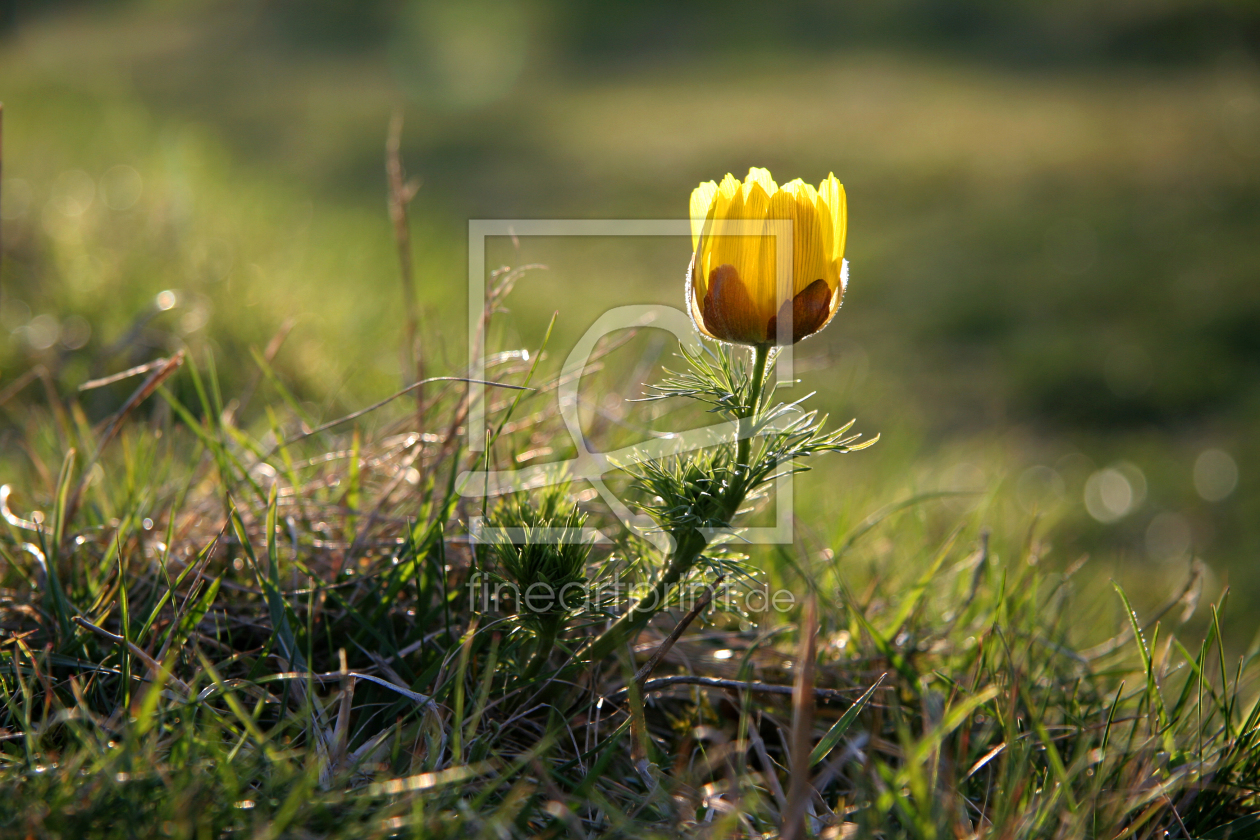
[736,343,770,478]
[520,616,560,683]
[573,529,710,666]
[575,343,772,670]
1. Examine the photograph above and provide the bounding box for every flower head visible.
[687,167,848,346]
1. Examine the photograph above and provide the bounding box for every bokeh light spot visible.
[1084,462,1146,523]
[24,315,61,351]
[60,315,92,350]
[101,165,143,211]
[1146,512,1192,563]
[1194,449,1238,503]
[51,170,96,217]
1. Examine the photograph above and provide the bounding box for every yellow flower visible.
[687,167,848,346]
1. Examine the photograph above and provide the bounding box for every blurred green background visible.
[1,1,1257,637]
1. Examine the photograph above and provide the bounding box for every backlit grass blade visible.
[1114,583,1169,733]
[809,674,885,766]
[228,487,304,672]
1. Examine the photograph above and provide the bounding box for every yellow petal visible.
[765,188,798,315]
[812,191,834,274]
[700,264,769,345]
[738,180,773,313]
[791,188,827,296]
[835,183,847,261]
[699,174,744,291]
[743,167,777,201]
[713,173,745,227]
[816,173,846,261]
[686,253,716,340]
[689,180,717,251]
[780,178,808,196]
[768,278,834,344]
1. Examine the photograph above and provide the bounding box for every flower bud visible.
[687,167,848,346]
